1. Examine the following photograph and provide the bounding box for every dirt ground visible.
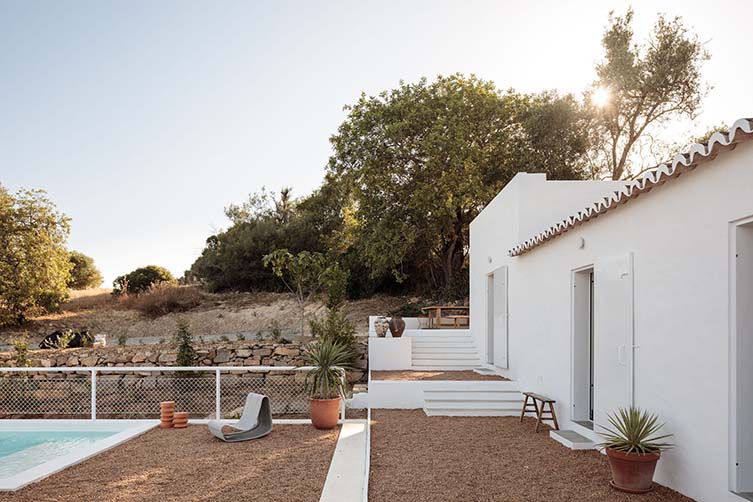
[371,370,510,381]
[369,410,691,502]
[0,424,339,502]
[0,290,411,346]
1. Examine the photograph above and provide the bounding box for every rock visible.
[236,349,252,358]
[39,359,54,368]
[131,352,147,364]
[253,348,272,357]
[158,352,178,363]
[213,349,231,363]
[243,358,261,366]
[65,357,79,367]
[81,355,99,367]
[273,347,299,357]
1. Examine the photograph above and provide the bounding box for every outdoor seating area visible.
[420,305,470,329]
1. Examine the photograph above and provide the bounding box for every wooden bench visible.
[445,315,469,328]
[520,392,559,432]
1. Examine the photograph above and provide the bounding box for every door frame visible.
[729,214,753,493]
[486,272,495,365]
[571,263,595,425]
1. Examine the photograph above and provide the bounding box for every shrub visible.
[121,283,203,318]
[117,333,128,346]
[113,265,175,295]
[12,333,31,367]
[303,338,355,399]
[67,251,103,289]
[309,308,356,348]
[323,264,349,310]
[172,319,196,367]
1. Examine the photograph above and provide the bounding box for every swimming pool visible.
[0,420,157,491]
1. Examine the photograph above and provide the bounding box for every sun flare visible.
[591,86,611,107]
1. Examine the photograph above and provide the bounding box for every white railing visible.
[0,366,345,421]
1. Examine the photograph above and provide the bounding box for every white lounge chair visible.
[208,393,273,442]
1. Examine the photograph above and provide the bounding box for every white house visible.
[469,118,753,502]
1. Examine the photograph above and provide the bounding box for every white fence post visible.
[90,369,97,421]
[215,369,221,419]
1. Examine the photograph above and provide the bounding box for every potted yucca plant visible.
[598,407,673,494]
[303,338,355,430]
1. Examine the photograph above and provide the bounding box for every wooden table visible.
[421,306,470,329]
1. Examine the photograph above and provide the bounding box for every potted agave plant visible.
[304,338,355,430]
[599,407,673,494]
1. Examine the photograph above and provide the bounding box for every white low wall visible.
[368,337,412,370]
[368,379,519,409]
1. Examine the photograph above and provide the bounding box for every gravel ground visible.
[371,370,509,381]
[0,424,339,502]
[369,410,691,502]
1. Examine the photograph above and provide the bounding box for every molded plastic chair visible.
[208,393,273,442]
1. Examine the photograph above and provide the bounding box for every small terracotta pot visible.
[310,397,341,430]
[606,448,660,493]
[388,316,406,338]
[160,401,175,408]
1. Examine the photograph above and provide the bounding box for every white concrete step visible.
[412,346,478,354]
[411,337,474,344]
[424,408,520,417]
[424,400,522,410]
[550,430,596,450]
[413,353,480,360]
[405,329,470,337]
[424,391,523,402]
[412,359,482,367]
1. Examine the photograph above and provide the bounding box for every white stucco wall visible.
[469,141,753,501]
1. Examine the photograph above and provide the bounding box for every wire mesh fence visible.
[0,367,323,420]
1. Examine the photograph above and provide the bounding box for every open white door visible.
[593,253,634,430]
[493,266,509,369]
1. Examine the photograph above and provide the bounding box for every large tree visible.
[0,186,71,326]
[327,74,591,296]
[588,9,709,180]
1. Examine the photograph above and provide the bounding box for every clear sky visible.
[2,0,751,286]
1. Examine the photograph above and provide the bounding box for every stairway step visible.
[413,347,478,354]
[412,353,480,360]
[405,329,470,337]
[550,430,596,450]
[412,338,474,344]
[424,400,521,410]
[424,408,520,417]
[424,392,523,401]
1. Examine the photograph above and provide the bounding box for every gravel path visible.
[369,410,691,502]
[371,370,509,381]
[0,424,339,502]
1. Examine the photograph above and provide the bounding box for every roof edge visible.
[508,118,753,257]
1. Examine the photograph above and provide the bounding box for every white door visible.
[486,274,494,365]
[593,253,634,430]
[493,266,509,369]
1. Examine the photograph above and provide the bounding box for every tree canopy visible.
[327,74,592,295]
[588,9,709,179]
[0,186,71,326]
[68,251,103,290]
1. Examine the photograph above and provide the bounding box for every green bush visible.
[309,308,356,348]
[389,302,426,318]
[113,265,175,295]
[67,251,103,289]
[172,319,196,367]
[323,264,349,310]
[12,334,31,367]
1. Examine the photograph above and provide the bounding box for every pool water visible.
[0,431,116,479]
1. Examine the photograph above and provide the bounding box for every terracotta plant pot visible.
[310,397,341,430]
[606,448,660,493]
[388,316,406,338]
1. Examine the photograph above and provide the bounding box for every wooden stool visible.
[520,392,559,432]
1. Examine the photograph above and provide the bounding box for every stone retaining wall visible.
[0,339,368,382]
